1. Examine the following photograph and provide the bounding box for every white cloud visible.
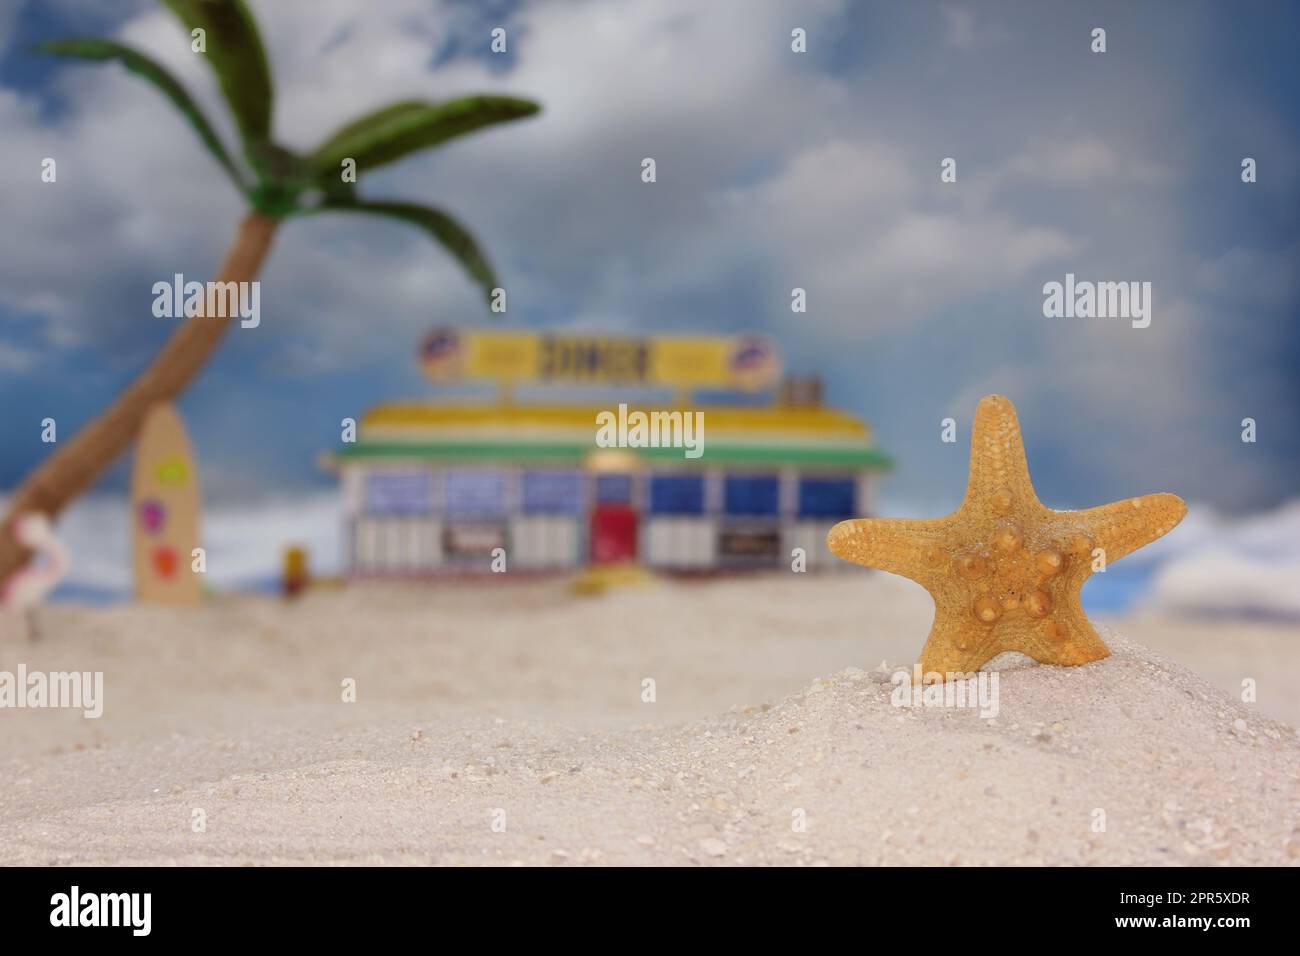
[942,5,1008,51]
[998,135,1164,187]
[1147,500,1300,617]
[0,341,41,372]
[0,0,1266,366]
[1194,243,1300,309]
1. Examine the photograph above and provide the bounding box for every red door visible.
[590,505,638,564]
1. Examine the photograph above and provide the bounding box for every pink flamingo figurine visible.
[0,513,68,640]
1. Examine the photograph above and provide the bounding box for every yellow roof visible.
[363,401,871,442]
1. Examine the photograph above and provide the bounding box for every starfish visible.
[828,395,1186,676]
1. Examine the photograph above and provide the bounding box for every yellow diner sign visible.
[418,328,781,391]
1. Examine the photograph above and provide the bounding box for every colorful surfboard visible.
[131,402,202,604]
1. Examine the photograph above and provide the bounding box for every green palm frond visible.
[309,96,540,181]
[39,1,541,313]
[308,198,497,304]
[159,0,273,160]
[34,38,245,192]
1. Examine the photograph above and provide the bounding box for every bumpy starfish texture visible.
[828,395,1186,675]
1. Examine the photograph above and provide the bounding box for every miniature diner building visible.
[326,330,893,576]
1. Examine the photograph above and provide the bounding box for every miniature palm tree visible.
[0,0,539,580]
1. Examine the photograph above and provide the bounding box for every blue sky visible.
[1,0,1297,531]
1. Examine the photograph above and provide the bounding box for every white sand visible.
[0,574,1296,865]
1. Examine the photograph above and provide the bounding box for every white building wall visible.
[349,462,445,574]
[511,515,579,568]
[645,517,716,569]
[346,462,879,575]
[778,466,799,516]
[342,465,365,516]
[703,469,724,513]
[784,520,843,570]
[856,469,876,517]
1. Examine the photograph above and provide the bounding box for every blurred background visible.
[0,0,1296,619]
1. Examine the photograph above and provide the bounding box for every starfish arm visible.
[1068,493,1187,564]
[917,599,1112,676]
[916,604,996,674]
[826,517,949,584]
[964,394,1038,508]
[918,595,1114,675]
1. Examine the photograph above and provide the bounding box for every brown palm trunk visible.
[0,212,278,582]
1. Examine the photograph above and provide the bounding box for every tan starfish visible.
[828,395,1186,676]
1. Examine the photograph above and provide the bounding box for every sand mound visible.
[2,588,1295,865]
